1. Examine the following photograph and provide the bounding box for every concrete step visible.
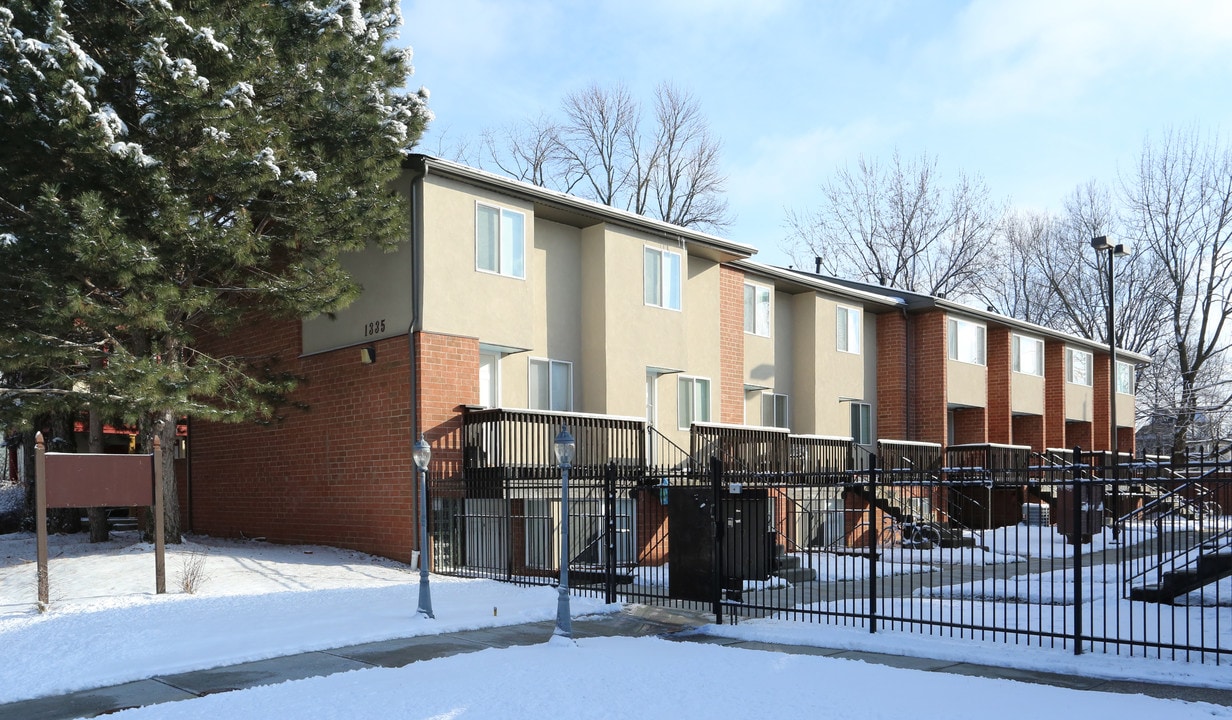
[775,567,817,583]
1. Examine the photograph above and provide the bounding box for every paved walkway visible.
[3,605,1230,719]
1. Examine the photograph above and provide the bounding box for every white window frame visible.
[1066,348,1093,386]
[677,375,711,430]
[644,246,682,311]
[744,283,771,336]
[948,317,986,366]
[475,202,525,279]
[528,357,573,412]
[850,402,872,445]
[1011,334,1044,376]
[837,305,862,354]
[1116,360,1135,395]
[762,392,789,429]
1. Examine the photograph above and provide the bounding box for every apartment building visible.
[187,155,1143,561]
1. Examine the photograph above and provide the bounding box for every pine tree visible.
[0,0,430,541]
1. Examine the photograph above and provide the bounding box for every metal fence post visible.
[1072,444,1084,656]
[711,455,724,625]
[605,460,617,605]
[868,454,878,634]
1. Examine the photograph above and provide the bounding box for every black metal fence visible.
[430,417,1232,664]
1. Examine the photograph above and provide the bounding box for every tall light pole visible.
[413,433,434,618]
[1091,235,1130,541]
[553,424,576,638]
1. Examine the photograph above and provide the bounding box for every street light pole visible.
[553,424,576,638]
[413,433,434,619]
[1091,235,1130,541]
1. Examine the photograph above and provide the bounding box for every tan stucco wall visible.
[806,296,875,438]
[791,294,818,435]
[1011,372,1045,415]
[1066,379,1094,421]
[1116,390,1135,428]
[301,172,415,355]
[947,359,987,408]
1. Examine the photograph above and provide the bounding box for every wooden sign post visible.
[34,432,166,609]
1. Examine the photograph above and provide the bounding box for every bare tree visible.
[478,82,731,232]
[480,113,563,188]
[785,151,1004,299]
[1122,127,1232,453]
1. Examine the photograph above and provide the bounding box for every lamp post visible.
[553,424,576,638]
[413,433,434,619]
[1091,235,1130,542]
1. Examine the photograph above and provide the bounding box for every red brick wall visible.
[1013,414,1045,453]
[718,265,745,425]
[415,331,479,479]
[1044,340,1067,449]
[191,320,416,561]
[952,407,987,445]
[986,326,1012,444]
[1067,421,1093,452]
[877,311,908,439]
[1118,426,1136,456]
[1092,354,1111,451]
[910,312,948,445]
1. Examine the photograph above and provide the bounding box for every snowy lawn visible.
[2,530,1230,719]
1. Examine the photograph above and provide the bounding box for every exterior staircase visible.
[773,545,817,583]
[1129,532,1232,605]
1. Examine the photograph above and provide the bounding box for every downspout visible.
[409,162,428,453]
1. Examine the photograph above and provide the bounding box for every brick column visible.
[910,312,948,446]
[877,311,908,440]
[986,326,1012,444]
[718,265,745,425]
[1044,340,1067,450]
[1092,353,1111,451]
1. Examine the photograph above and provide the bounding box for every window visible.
[837,305,861,354]
[744,283,771,336]
[476,203,525,278]
[1116,360,1135,395]
[644,246,682,310]
[850,402,871,445]
[677,376,711,429]
[529,358,572,411]
[762,393,789,429]
[948,318,986,365]
[1066,348,1092,386]
[1012,334,1044,376]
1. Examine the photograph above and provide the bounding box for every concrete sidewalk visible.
[3,605,1230,719]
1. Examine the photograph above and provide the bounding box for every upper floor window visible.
[744,283,771,336]
[1116,360,1135,395]
[529,358,572,412]
[644,246,682,310]
[948,318,986,366]
[1066,348,1092,386]
[1012,334,1044,376]
[850,402,872,445]
[476,203,525,278]
[763,392,789,429]
[837,305,861,354]
[677,376,711,430]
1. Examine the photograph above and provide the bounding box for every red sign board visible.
[43,453,154,508]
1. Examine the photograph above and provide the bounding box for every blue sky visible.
[399,0,1232,268]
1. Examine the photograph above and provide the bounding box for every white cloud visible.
[933,0,1232,121]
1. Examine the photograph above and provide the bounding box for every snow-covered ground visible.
[2,530,1230,719]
